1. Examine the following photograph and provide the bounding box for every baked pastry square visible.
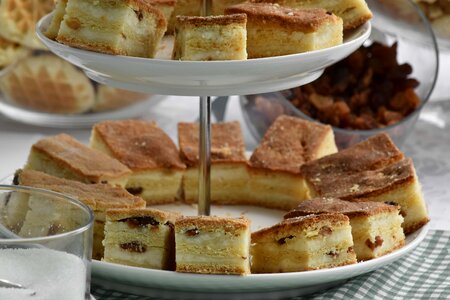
[178,121,249,205]
[15,169,145,259]
[251,213,356,273]
[166,0,202,34]
[172,14,248,61]
[248,115,337,210]
[301,133,429,234]
[90,120,186,205]
[54,0,167,58]
[225,2,343,58]
[103,208,180,270]
[252,0,372,30]
[25,133,131,187]
[175,216,251,275]
[285,197,405,261]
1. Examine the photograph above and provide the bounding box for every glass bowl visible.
[241,0,439,150]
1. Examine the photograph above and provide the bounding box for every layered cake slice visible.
[248,115,337,210]
[178,121,249,205]
[25,133,131,187]
[301,134,429,234]
[14,169,146,259]
[54,0,167,58]
[175,216,251,275]
[284,197,405,260]
[90,120,186,205]
[172,14,248,61]
[251,213,356,273]
[225,2,343,58]
[103,208,180,270]
[252,0,372,29]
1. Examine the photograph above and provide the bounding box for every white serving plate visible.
[36,14,371,96]
[92,203,429,300]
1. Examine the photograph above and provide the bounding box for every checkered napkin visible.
[92,230,450,300]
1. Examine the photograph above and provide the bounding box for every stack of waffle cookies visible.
[6,116,429,275]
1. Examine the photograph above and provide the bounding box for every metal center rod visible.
[198,96,212,216]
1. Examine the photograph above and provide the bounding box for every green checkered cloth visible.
[92,230,450,300]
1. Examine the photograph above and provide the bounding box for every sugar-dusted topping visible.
[175,215,250,234]
[176,14,247,27]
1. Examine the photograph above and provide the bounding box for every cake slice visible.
[25,133,131,187]
[103,208,180,270]
[251,213,356,273]
[90,120,186,205]
[55,0,167,58]
[248,115,337,210]
[225,2,343,58]
[178,121,249,205]
[172,14,248,61]
[14,169,146,259]
[251,0,372,30]
[45,0,68,40]
[148,0,177,27]
[166,0,202,34]
[175,216,251,275]
[284,197,405,260]
[301,134,429,234]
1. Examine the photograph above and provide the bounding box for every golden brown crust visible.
[306,158,415,200]
[176,264,249,275]
[31,134,131,182]
[249,115,333,174]
[16,169,145,211]
[404,219,429,235]
[252,213,349,241]
[301,133,404,184]
[284,197,400,219]
[178,122,247,166]
[225,2,340,32]
[56,35,127,56]
[93,120,186,171]
[175,216,250,233]
[106,207,181,222]
[148,0,177,7]
[176,13,247,27]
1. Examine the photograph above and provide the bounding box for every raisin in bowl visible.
[241,0,439,150]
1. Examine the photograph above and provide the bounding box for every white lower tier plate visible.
[36,14,371,96]
[92,203,428,300]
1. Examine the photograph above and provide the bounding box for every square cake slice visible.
[55,0,167,58]
[90,120,186,205]
[167,0,202,34]
[178,121,249,205]
[248,115,337,210]
[15,169,146,259]
[284,197,405,260]
[252,0,372,30]
[225,3,343,58]
[25,133,131,187]
[251,213,356,273]
[172,14,248,61]
[103,208,180,270]
[175,216,251,275]
[301,133,429,234]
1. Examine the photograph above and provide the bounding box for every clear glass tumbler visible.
[0,185,94,300]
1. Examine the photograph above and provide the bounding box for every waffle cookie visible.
[248,115,337,210]
[0,0,54,49]
[172,14,248,61]
[252,0,372,30]
[25,133,131,187]
[0,55,95,114]
[285,198,405,261]
[92,86,148,112]
[14,169,145,259]
[301,134,429,234]
[167,0,202,34]
[55,0,167,58]
[90,120,186,205]
[104,208,180,270]
[175,216,251,275]
[0,36,28,69]
[225,3,343,58]
[178,122,249,205]
[251,213,356,273]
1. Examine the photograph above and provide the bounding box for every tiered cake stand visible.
[33,12,433,300]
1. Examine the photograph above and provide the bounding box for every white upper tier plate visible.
[92,203,429,300]
[36,14,371,96]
